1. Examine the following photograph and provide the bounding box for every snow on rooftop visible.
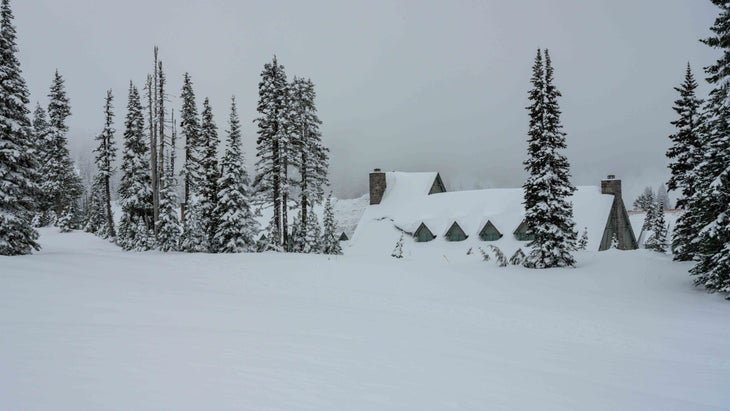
[349,172,615,259]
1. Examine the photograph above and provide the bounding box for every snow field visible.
[0,228,729,410]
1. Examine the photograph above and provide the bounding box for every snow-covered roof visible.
[349,171,615,258]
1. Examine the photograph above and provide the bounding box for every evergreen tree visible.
[487,245,508,267]
[290,77,330,237]
[84,177,109,236]
[214,97,259,253]
[198,98,220,251]
[391,233,404,259]
[645,202,668,253]
[156,162,181,252]
[690,1,730,295]
[633,186,655,211]
[92,90,117,239]
[302,211,322,253]
[642,202,657,233]
[478,247,491,262]
[263,215,283,252]
[522,49,577,269]
[0,0,39,255]
[253,56,290,249]
[656,183,671,210]
[31,103,55,226]
[117,83,153,251]
[321,193,342,255]
[509,248,526,265]
[577,227,589,250]
[45,70,82,218]
[57,205,75,233]
[180,73,202,204]
[180,195,208,252]
[667,64,704,206]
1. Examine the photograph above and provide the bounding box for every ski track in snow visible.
[0,228,729,410]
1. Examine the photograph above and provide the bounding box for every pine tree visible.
[180,195,208,252]
[522,49,577,269]
[391,233,404,259]
[302,211,322,253]
[214,97,259,253]
[633,186,655,211]
[0,0,39,255]
[92,90,117,239]
[253,56,290,249]
[84,176,109,236]
[577,227,589,250]
[45,70,82,219]
[117,83,153,251]
[290,77,330,237]
[263,215,283,252]
[690,1,730,295]
[156,162,181,252]
[656,183,671,210]
[642,202,657,233]
[180,73,202,205]
[321,193,342,255]
[198,98,220,252]
[31,103,55,226]
[509,248,526,265]
[57,205,75,233]
[645,202,668,253]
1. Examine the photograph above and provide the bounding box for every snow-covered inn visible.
[348,169,637,257]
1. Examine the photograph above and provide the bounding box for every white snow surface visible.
[1,228,729,410]
[349,171,615,258]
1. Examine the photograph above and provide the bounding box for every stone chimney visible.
[601,174,622,198]
[369,168,386,205]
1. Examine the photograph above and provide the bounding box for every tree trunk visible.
[104,173,115,238]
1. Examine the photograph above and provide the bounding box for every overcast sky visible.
[13,0,719,202]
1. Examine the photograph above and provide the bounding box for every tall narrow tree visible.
[290,77,330,236]
[522,49,577,268]
[321,193,342,255]
[45,70,82,219]
[31,103,54,226]
[254,56,289,249]
[199,98,220,251]
[180,72,202,205]
[118,83,153,251]
[92,90,117,238]
[214,97,259,252]
[0,0,39,255]
[690,1,730,295]
[667,64,705,261]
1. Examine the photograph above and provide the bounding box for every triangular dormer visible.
[428,173,447,195]
[414,222,436,242]
[445,221,468,241]
[513,220,535,241]
[479,220,502,241]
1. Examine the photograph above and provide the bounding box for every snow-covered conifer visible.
[84,177,109,237]
[214,97,259,253]
[488,245,508,267]
[117,83,153,251]
[0,0,39,255]
[263,215,283,252]
[156,165,181,252]
[633,187,655,211]
[509,248,526,265]
[656,183,671,210]
[522,49,577,268]
[642,201,657,233]
[92,90,117,238]
[180,195,208,252]
[253,57,290,249]
[303,211,322,253]
[57,206,75,233]
[321,194,342,255]
[391,233,404,259]
[198,98,220,251]
[45,70,83,219]
[577,227,589,250]
[645,203,668,253]
[180,73,202,203]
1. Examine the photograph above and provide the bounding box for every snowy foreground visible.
[1,229,729,410]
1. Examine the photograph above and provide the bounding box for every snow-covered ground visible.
[1,228,729,410]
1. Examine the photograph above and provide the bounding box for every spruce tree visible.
[645,202,668,253]
[321,193,342,255]
[689,1,730,295]
[656,183,671,210]
[522,49,577,269]
[509,248,526,265]
[92,90,117,239]
[214,97,259,253]
[391,234,404,259]
[45,70,82,218]
[84,177,108,236]
[253,56,290,249]
[180,73,202,204]
[0,0,39,255]
[577,227,589,250]
[180,195,208,252]
[302,211,322,253]
[633,186,655,211]
[117,83,153,251]
[198,98,220,252]
[31,103,55,226]
[290,77,330,237]
[156,162,181,252]
[642,202,657,234]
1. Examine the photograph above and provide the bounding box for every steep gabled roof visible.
[444,221,468,241]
